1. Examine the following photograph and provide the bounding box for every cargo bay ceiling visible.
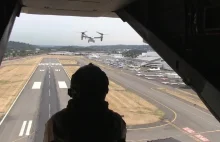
[21,0,135,17]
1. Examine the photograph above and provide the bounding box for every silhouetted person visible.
[44,63,126,142]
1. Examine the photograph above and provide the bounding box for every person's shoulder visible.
[108,109,126,124]
[52,108,67,117]
[108,109,122,118]
[49,108,72,133]
[50,108,69,123]
[108,109,127,139]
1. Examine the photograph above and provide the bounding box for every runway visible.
[0,58,70,142]
[0,57,219,142]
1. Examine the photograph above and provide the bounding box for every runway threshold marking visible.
[58,81,67,88]
[25,120,32,136]
[19,121,27,136]
[19,120,32,136]
[32,82,41,89]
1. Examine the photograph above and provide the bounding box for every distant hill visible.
[88,45,153,51]
[7,41,39,50]
[7,41,153,53]
[57,46,96,52]
[5,41,51,58]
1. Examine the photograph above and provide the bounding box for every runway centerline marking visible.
[25,120,32,136]
[32,82,41,89]
[49,80,50,85]
[49,74,50,78]
[49,104,51,118]
[49,89,50,96]
[19,121,27,136]
[58,81,68,88]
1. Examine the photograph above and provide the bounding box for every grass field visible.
[157,88,207,109]
[58,56,164,125]
[0,56,43,118]
[59,59,77,65]
[107,81,164,125]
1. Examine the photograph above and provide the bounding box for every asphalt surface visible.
[0,57,219,142]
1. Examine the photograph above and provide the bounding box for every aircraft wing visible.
[93,37,101,39]
[86,36,93,39]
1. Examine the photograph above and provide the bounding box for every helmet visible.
[68,63,109,100]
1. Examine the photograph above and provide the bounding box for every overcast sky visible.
[9,13,144,46]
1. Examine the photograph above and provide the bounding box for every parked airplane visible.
[148,67,160,71]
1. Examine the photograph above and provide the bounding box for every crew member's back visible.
[44,63,126,142]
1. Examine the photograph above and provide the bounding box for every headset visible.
[68,84,80,99]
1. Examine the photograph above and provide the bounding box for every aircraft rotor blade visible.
[81,31,87,34]
[97,31,103,35]
[97,31,108,35]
